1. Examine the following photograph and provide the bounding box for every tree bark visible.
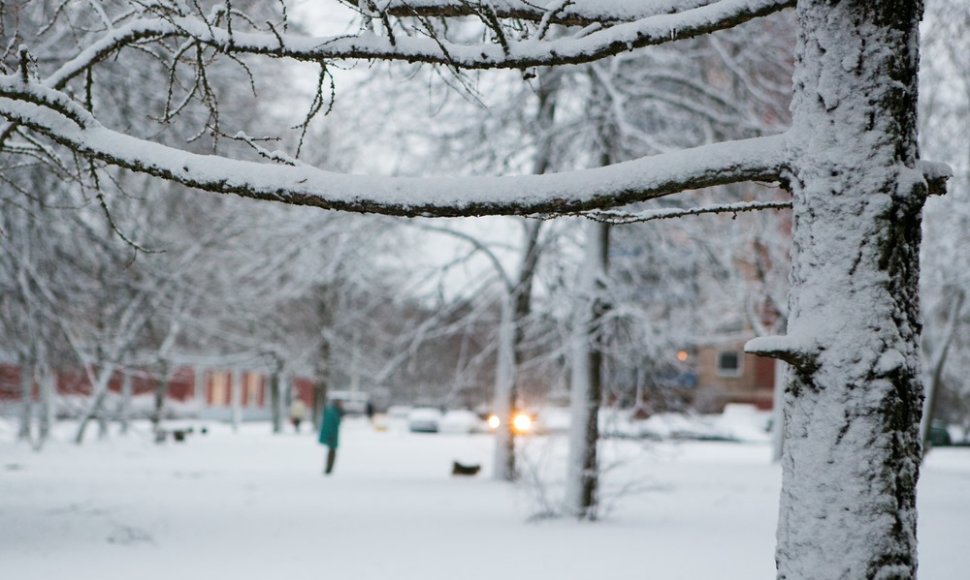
[75,364,116,444]
[490,71,557,481]
[270,371,283,434]
[493,219,544,482]
[37,364,55,447]
[566,220,609,519]
[313,294,332,431]
[17,363,33,442]
[119,372,133,435]
[151,365,168,436]
[492,293,517,481]
[771,359,787,462]
[749,3,927,578]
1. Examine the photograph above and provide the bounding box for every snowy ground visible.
[1,418,968,580]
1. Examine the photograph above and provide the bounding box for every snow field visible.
[1,418,967,579]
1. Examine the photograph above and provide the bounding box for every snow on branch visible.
[582,199,791,224]
[745,334,819,372]
[919,160,952,197]
[29,0,794,76]
[376,0,727,27]
[0,77,791,217]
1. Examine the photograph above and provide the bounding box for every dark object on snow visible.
[452,461,481,476]
[929,425,952,447]
[319,401,344,475]
[172,427,193,443]
[155,427,194,444]
[200,426,208,435]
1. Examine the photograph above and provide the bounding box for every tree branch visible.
[30,0,794,77]
[584,199,792,224]
[0,78,791,217]
[377,0,726,27]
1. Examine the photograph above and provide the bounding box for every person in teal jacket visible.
[318,399,343,475]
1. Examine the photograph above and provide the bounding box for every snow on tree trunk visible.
[313,298,332,431]
[18,363,33,442]
[492,293,517,481]
[748,2,927,578]
[119,372,133,435]
[151,366,168,436]
[231,369,242,432]
[97,411,109,440]
[496,219,545,482]
[771,359,787,462]
[270,371,283,434]
[489,73,556,482]
[75,364,116,444]
[194,367,206,417]
[565,220,609,519]
[37,365,55,447]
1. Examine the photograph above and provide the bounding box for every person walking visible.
[289,397,307,433]
[318,399,343,475]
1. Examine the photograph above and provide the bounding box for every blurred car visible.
[485,410,537,435]
[439,410,487,434]
[386,405,413,420]
[533,407,571,435]
[407,407,443,433]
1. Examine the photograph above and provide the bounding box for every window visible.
[717,351,742,377]
[209,371,228,406]
[245,373,262,407]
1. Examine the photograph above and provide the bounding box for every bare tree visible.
[918,0,970,454]
[0,1,950,578]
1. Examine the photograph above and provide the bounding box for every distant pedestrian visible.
[365,400,375,422]
[290,398,307,433]
[318,399,343,475]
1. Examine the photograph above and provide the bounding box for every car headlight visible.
[487,414,501,430]
[512,413,532,434]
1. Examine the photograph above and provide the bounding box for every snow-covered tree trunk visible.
[194,367,206,415]
[565,220,609,520]
[771,359,787,462]
[96,405,110,440]
[490,72,557,481]
[151,365,168,436]
[119,372,133,435]
[498,219,544,481]
[75,364,116,444]
[491,293,517,481]
[270,370,284,434]
[312,297,332,431]
[748,2,928,578]
[17,363,33,442]
[231,369,242,432]
[37,365,55,447]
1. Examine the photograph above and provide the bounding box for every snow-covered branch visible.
[24,0,793,75]
[377,0,731,27]
[584,199,791,224]
[0,79,791,216]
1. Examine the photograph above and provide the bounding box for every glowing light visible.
[487,414,501,429]
[676,350,689,362]
[512,413,533,433]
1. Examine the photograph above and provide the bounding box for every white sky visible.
[286,2,530,301]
